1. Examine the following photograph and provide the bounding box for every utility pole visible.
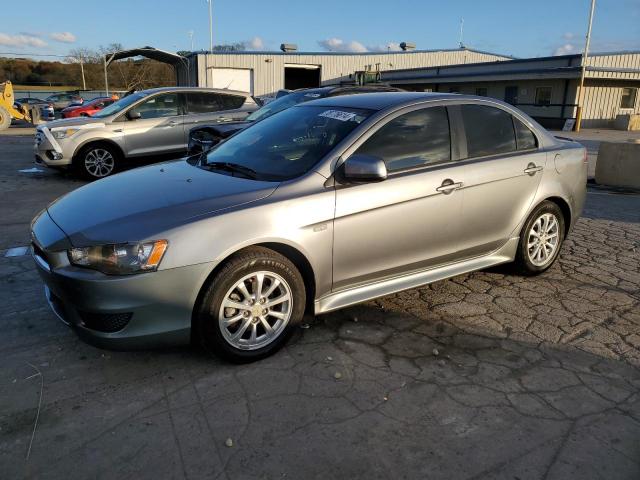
[575,0,596,132]
[103,55,109,95]
[79,56,86,90]
[459,18,465,48]
[207,0,213,51]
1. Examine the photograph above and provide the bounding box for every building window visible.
[535,87,552,106]
[449,87,460,93]
[475,87,488,97]
[620,88,638,109]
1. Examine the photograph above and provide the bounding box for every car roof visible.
[298,91,458,111]
[139,86,251,97]
[289,85,403,97]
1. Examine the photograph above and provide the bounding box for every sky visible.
[2,0,639,60]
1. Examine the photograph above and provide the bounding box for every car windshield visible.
[245,90,324,122]
[201,105,372,181]
[91,92,147,118]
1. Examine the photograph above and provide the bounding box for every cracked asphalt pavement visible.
[1,134,639,479]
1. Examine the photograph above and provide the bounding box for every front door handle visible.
[168,120,179,126]
[436,179,463,194]
[524,163,543,175]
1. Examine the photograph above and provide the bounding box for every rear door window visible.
[460,104,517,158]
[187,92,223,114]
[356,106,451,172]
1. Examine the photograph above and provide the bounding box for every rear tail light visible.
[583,148,588,164]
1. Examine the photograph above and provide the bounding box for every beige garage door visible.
[208,68,253,93]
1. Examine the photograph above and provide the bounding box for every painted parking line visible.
[4,246,30,257]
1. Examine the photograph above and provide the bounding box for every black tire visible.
[74,142,120,180]
[0,106,11,131]
[196,247,306,362]
[514,200,565,275]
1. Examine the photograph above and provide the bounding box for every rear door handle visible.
[168,120,180,126]
[436,179,463,194]
[524,163,543,175]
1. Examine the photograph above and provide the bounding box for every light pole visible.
[207,0,213,51]
[188,30,194,51]
[575,0,596,132]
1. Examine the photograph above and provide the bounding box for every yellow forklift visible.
[0,80,33,131]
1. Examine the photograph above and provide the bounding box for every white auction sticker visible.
[319,110,357,122]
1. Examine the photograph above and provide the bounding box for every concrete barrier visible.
[614,114,640,131]
[595,141,640,189]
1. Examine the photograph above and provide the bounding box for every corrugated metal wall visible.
[192,50,510,96]
[581,79,640,127]
[586,53,640,80]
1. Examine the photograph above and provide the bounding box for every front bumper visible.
[34,127,73,167]
[32,240,214,350]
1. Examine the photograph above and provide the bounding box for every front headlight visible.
[68,240,168,275]
[52,128,79,139]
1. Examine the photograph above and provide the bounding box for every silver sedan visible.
[31,92,587,362]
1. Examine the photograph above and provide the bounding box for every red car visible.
[61,97,117,118]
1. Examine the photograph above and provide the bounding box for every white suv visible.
[35,87,257,179]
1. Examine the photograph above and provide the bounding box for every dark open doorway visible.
[284,65,321,90]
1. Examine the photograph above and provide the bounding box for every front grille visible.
[35,131,44,146]
[79,311,133,333]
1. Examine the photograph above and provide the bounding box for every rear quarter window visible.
[513,117,538,150]
[220,95,247,110]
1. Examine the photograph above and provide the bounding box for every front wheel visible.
[196,247,306,362]
[74,143,119,179]
[0,106,11,131]
[514,201,565,275]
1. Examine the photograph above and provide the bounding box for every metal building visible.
[380,51,640,129]
[183,47,511,98]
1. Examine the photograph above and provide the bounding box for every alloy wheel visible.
[527,212,560,267]
[218,271,293,350]
[84,148,115,178]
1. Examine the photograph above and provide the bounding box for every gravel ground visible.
[1,134,639,480]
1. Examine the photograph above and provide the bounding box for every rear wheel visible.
[74,143,119,180]
[514,201,565,275]
[196,247,306,362]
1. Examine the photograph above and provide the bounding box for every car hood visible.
[208,121,251,137]
[47,160,279,246]
[44,116,105,129]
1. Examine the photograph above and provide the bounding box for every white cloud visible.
[50,32,76,43]
[318,38,368,53]
[553,43,576,56]
[368,42,402,52]
[244,36,265,50]
[0,32,47,48]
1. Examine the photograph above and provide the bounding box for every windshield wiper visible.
[201,161,259,179]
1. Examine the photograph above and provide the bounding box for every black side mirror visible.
[126,110,142,120]
[339,154,387,183]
